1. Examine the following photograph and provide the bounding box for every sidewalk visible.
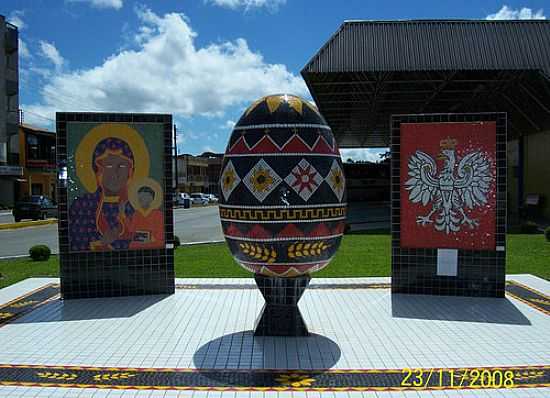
[0,275,548,397]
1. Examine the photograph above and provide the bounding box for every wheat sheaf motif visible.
[239,243,277,263]
[288,242,330,258]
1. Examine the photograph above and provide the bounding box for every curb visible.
[180,240,224,246]
[0,219,57,231]
[0,254,31,260]
[0,240,223,260]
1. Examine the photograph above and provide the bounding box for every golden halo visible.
[75,123,150,193]
[128,177,163,215]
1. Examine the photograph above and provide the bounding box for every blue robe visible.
[69,191,135,251]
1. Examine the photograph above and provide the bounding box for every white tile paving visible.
[0,276,548,397]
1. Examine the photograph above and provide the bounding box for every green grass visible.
[0,256,59,289]
[1,233,548,289]
[174,233,391,278]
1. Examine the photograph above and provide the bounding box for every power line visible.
[20,109,55,123]
[20,79,101,112]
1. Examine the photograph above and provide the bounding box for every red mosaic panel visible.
[400,122,496,250]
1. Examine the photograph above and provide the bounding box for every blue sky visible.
[2,0,547,161]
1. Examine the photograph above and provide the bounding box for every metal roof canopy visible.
[301,20,550,148]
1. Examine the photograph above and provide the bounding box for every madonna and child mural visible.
[67,122,165,252]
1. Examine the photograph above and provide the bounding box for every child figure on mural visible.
[128,179,164,250]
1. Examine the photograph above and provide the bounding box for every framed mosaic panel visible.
[56,113,175,299]
[390,113,506,297]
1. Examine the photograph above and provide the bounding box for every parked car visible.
[175,193,190,205]
[13,195,58,222]
[190,193,209,206]
[175,193,191,208]
[206,194,219,203]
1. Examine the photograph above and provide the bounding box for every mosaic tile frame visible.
[56,113,175,299]
[390,113,507,297]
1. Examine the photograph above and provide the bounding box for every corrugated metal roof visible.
[302,20,550,75]
[20,123,55,135]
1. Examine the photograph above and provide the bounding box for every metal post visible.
[518,134,524,217]
[174,124,178,191]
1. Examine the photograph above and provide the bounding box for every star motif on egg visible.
[244,94,311,116]
[284,159,323,202]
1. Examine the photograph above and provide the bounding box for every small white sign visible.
[437,249,458,276]
[166,243,174,249]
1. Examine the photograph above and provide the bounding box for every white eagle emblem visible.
[405,137,494,234]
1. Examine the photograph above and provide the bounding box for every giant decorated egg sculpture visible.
[219,94,346,277]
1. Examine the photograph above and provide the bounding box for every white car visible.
[190,193,209,206]
[207,194,219,203]
[175,193,190,206]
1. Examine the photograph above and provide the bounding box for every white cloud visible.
[25,7,308,126]
[340,148,388,163]
[221,120,236,129]
[207,0,286,11]
[39,41,64,70]
[67,0,123,10]
[19,38,31,59]
[486,5,546,20]
[8,10,25,30]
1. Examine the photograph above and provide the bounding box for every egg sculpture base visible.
[254,274,311,337]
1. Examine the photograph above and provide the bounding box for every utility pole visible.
[174,124,178,192]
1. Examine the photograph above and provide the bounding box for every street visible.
[0,206,223,258]
[0,203,390,258]
[0,211,13,224]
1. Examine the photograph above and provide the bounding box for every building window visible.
[31,183,43,196]
[27,134,39,160]
[25,133,56,164]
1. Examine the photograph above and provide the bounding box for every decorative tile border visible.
[0,284,59,327]
[0,364,547,391]
[0,282,549,391]
[505,281,550,316]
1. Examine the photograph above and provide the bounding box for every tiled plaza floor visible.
[0,275,548,397]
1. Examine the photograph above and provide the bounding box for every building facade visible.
[176,152,223,195]
[198,152,222,196]
[176,154,208,194]
[0,15,20,207]
[18,124,57,201]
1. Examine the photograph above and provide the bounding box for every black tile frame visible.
[56,112,175,299]
[390,113,507,298]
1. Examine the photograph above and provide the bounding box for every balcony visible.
[6,122,18,136]
[5,24,18,53]
[26,158,56,170]
[6,79,18,96]
[188,175,206,183]
[6,68,17,82]
[7,110,19,125]
[0,165,23,176]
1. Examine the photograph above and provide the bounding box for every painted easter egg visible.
[219,94,346,277]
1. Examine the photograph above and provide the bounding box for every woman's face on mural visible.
[99,154,132,194]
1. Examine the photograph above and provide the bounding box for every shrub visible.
[545,227,550,242]
[174,236,181,249]
[29,245,51,261]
